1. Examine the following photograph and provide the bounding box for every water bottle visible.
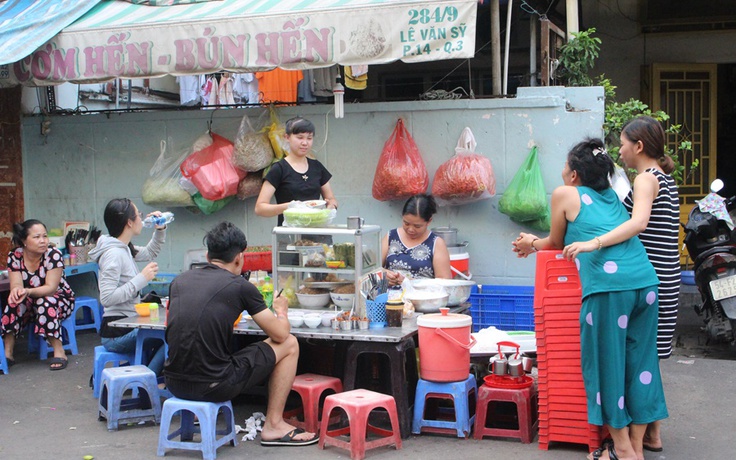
[142,212,175,228]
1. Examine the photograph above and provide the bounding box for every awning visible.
[0,0,103,66]
[0,0,477,87]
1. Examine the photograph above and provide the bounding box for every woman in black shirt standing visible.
[255,117,338,225]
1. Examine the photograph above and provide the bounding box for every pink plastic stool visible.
[474,382,538,443]
[319,389,402,460]
[283,373,343,433]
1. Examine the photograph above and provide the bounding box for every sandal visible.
[49,357,68,371]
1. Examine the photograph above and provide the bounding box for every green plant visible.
[557,27,697,184]
[556,28,601,87]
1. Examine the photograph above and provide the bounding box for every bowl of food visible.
[330,292,355,309]
[303,313,322,328]
[411,278,475,306]
[296,287,331,308]
[304,199,326,209]
[134,303,153,317]
[403,290,449,313]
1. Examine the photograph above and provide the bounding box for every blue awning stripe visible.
[0,0,102,65]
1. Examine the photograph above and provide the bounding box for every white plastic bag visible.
[282,201,336,227]
[610,164,632,202]
[141,138,194,207]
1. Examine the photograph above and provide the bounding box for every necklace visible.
[302,174,308,181]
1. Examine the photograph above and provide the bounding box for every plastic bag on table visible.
[432,127,496,206]
[141,138,195,207]
[498,146,547,222]
[610,164,632,202]
[180,132,245,201]
[191,192,235,215]
[232,111,274,172]
[236,170,265,200]
[282,201,336,227]
[372,118,429,201]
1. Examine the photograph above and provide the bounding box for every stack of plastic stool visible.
[283,373,343,433]
[412,374,477,438]
[98,365,161,431]
[92,345,134,399]
[474,378,538,443]
[319,388,402,460]
[73,296,102,332]
[29,315,78,359]
[534,251,606,452]
[157,397,237,460]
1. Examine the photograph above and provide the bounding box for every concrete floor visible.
[1,286,734,459]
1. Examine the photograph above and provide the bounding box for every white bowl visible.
[411,279,475,306]
[296,292,331,308]
[404,291,449,313]
[303,314,322,328]
[329,292,355,309]
[288,315,304,328]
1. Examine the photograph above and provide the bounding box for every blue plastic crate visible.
[141,273,178,297]
[469,285,535,332]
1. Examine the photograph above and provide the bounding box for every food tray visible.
[483,374,534,389]
[304,281,353,289]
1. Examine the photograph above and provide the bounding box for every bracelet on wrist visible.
[530,238,539,252]
[594,236,603,250]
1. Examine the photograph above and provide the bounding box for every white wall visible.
[21,86,604,286]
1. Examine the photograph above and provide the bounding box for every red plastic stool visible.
[318,389,402,460]
[283,373,343,433]
[474,381,538,443]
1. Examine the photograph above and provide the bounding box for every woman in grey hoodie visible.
[88,198,166,375]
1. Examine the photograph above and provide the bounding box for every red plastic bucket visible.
[450,252,470,279]
[417,307,475,382]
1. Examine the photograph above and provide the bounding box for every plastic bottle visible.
[142,212,175,228]
[261,275,274,308]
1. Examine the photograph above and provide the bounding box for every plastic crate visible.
[141,272,177,297]
[469,285,535,332]
[243,250,272,272]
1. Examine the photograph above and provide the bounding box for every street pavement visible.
[1,287,734,459]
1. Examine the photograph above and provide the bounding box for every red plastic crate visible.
[536,342,582,352]
[243,249,272,272]
[533,250,582,300]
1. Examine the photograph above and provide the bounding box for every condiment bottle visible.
[386,299,404,327]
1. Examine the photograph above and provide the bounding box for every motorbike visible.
[683,179,736,344]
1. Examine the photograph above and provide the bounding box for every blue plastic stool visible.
[98,365,162,431]
[134,328,167,366]
[29,314,78,359]
[157,397,237,460]
[93,345,134,399]
[412,374,477,438]
[74,296,102,332]
[1,339,9,375]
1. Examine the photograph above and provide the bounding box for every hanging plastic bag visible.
[512,203,551,232]
[180,132,245,201]
[266,107,288,160]
[236,171,265,200]
[141,138,195,207]
[372,119,429,201]
[232,112,274,172]
[432,127,496,206]
[498,146,547,222]
[191,192,235,215]
[610,164,632,202]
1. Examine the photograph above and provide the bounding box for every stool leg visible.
[180,409,196,441]
[411,380,429,434]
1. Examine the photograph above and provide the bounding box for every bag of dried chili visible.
[431,127,496,206]
[372,118,429,201]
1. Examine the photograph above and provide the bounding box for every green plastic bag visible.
[499,146,547,222]
[511,203,551,232]
[191,192,234,215]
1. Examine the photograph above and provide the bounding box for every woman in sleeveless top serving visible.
[381,194,451,286]
[563,116,679,453]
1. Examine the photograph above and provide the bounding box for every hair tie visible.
[592,147,607,157]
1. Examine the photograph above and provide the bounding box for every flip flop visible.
[643,443,664,452]
[49,357,68,371]
[260,428,318,447]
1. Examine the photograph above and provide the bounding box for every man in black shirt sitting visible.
[164,221,317,446]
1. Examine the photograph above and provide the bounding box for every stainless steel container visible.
[432,227,458,246]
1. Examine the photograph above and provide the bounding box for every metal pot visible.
[488,354,508,376]
[446,241,469,255]
[507,359,524,377]
[432,227,458,246]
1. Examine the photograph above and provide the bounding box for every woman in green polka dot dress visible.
[513,138,668,460]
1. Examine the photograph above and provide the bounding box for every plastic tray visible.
[141,272,177,297]
[469,285,535,332]
[243,250,272,272]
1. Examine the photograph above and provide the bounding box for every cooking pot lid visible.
[417,307,472,328]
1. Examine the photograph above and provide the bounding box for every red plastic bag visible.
[180,133,246,201]
[372,119,429,201]
[431,127,496,206]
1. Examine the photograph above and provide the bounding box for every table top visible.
[109,304,470,344]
